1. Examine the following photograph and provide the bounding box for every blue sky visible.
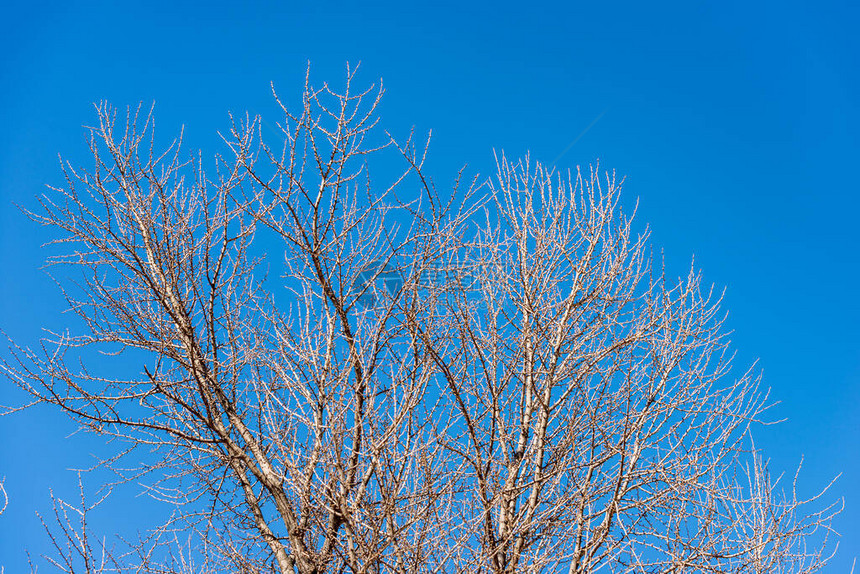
[0,0,857,570]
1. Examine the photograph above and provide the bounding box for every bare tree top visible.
[2,67,842,574]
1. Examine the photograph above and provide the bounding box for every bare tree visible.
[2,67,841,574]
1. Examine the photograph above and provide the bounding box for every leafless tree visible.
[2,66,841,574]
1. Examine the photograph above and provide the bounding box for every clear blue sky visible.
[1,0,857,570]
